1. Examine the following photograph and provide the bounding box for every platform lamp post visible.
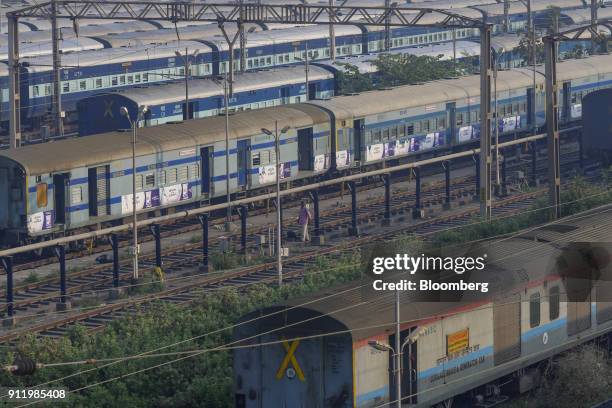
[261,121,290,286]
[174,48,199,121]
[368,323,426,407]
[120,105,148,281]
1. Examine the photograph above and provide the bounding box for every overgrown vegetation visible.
[2,173,611,406]
[336,53,475,94]
[432,175,612,246]
[503,345,612,408]
[0,253,361,407]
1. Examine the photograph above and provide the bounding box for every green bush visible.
[0,255,361,407]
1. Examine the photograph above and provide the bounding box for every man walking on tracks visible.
[298,201,312,242]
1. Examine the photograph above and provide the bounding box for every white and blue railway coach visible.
[19,41,216,123]
[1,53,612,246]
[0,105,330,246]
[76,65,336,135]
[232,206,612,407]
[308,53,612,172]
[0,0,595,131]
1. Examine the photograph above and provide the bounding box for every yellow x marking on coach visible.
[103,100,114,118]
[275,339,305,381]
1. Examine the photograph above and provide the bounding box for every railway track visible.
[0,187,549,344]
[0,149,591,317]
[6,138,581,273]
[0,148,594,340]
[7,168,468,272]
[0,175,478,316]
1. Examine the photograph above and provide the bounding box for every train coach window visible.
[36,183,48,208]
[251,152,261,166]
[62,83,70,93]
[33,86,39,97]
[71,187,82,204]
[399,125,406,137]
[189,164,199,180]
[135,175,143,191]
[79,81,86,91]
[373,129,381,143]
[159,171,166,186]
[111,77,118,86]
[470,111,477,124]
[422,120,430,132]
[390,126,398,138]
[178,167,188,182]
[530,292,541,328]
[382,128,390,141]
[145,174,155,189]
[406,124,414,136]
[549,286,560,320]
[167,168,178,185]
[438,117,447,129]
[95,79,103,89]
[456,113,463,126]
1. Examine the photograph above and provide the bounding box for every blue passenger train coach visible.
[3,0,576,133]
[76,65,336,135]
[0,54,610,247]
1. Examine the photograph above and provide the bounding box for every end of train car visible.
[582,88,612,166]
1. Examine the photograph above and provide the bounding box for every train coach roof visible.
[307,69,536,120]
[236,204,612,342]
[104,65,333,106]
[309,53,612,121]
[0,105,329,175]
[561,7,612,24]
[23,40,214,74]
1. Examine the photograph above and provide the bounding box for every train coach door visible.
[0,168,8,227]
[353,119,364,161]
[261,334,324,407]
[88,166,110,217]
[53,173,69,225]
[298,128,313,171]
[308,83,317,100]
[200,147,211,196]
[493,294,521,365]
[237,140,250,189]
[183,102,195,120]
[567,290,592,336]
